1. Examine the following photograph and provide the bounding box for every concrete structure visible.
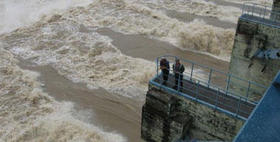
[139,54,263,141]
[234,71,280,142]
[271,0,280,21]
[229,1,280,97]
[141,82,244,142]
[140,54,266,142]
[141,1,280,142]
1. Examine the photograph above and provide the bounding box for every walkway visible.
[241,2,280,28]
[150,55,267,120]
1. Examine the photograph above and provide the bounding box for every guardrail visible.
[151,55,267,120]
[242,2,280,23]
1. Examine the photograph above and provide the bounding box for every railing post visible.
[208,69,213,88]
[214,88,219,110]
[177,73,181,92]
[195,81,200,101]
[263,5,266,19]
[190,63,194,81]
[236,97,242,117]
[156,57,159,77]
[243,3,250,15]
[259,5,261,17]
[274,12,278,22]
[225,74,231,95]
[252,3,256,16]
[242,3,245,14]
[246,81,251,102]
[272,11,275,22]
[251,5,254,16]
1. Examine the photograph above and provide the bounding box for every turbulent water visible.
[0,0,273,142]
[0,0,94,34]
[0,48,126,142]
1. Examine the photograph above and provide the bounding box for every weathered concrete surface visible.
[141,83,244,142]
[272,0,280,12]
[271,0,280,21]
[229,16,280,100]
[141,87,192,142]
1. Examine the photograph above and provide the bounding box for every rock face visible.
[141,83,244,142]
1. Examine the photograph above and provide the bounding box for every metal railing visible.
[242,2,280,23]
[150,55,267,120]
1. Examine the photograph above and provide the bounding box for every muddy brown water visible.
[19,61,143,142]
[0,0,251,141]
[96,28,229,72]
[206,0,243,8]
[16,25,230,142]
[164,9,237,29]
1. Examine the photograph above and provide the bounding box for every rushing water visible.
[0,0,273,142]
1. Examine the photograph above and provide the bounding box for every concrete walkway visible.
[153,74,255,119]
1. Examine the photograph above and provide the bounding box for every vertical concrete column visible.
[271,0,280,22]
[141,89,193,142]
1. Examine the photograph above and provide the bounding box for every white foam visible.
[1,0,238,61]
[224,0,273,5]
[0,0,93,34]
[2,16,156,99]
[0,48,127,142]
[0,0,235,100]
[132,0,241,23]
[86,1,235,60]
[0,2,247,141]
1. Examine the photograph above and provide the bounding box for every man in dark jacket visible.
[173,59,185,91]
[160,58,170,86]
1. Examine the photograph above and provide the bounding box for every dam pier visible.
[141,1,280,141]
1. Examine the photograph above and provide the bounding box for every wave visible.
[82,0,235,60]
[134,0,242,23]
[0,0,276,141]
[0,0,274,59]
[0,48,126,142]
[1,15,156,99]
[225,0,272,5]
[0,0,93,34]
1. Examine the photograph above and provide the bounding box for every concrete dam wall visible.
[141,1,280,141]
[141,83,244,142]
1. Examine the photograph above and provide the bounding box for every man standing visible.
[173,59,185,91]
[160,58,170,86]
